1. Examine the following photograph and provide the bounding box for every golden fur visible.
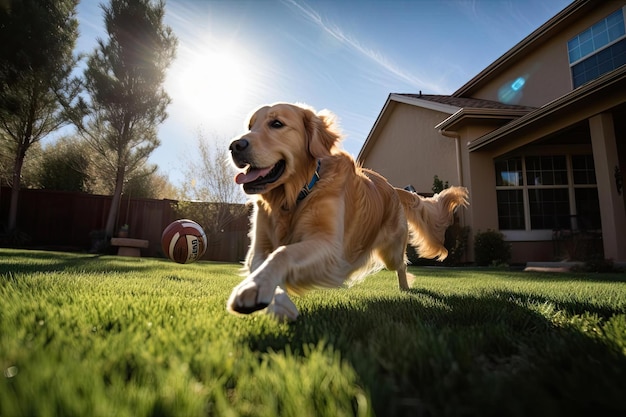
[227,103,468,320]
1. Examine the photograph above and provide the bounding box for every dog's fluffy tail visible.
[396,186,469,260]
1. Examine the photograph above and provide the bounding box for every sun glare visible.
[171,45,250,122]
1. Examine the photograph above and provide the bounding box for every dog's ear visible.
[303,108,341,158]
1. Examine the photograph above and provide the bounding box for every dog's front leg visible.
[266,286,298,321]
[227,240,334,317]
[227,245,292,315]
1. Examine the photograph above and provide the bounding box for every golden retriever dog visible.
[227,103,468,321]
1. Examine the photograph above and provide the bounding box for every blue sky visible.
[66,0,573,187]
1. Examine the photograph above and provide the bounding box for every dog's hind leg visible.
[395,262,413,291]
[376,224,414,291]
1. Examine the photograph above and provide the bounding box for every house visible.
[358,0,626,264]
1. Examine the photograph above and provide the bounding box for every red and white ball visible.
[161,219,207,264]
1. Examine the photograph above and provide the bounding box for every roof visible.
[468,64,626,151]
[396,94,536,133]
[397,94,535,112]
[357,93,535,161]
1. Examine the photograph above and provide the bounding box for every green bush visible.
[442,224,470,266]
[474,229,511,266]
[432,175,449,194]
[571,257,623,273]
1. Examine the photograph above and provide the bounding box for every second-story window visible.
[568,7,626,88]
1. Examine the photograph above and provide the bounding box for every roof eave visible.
[357,94,395,162]
[389,93,460,114]
[468,65,626,151]
[436,108,533,132]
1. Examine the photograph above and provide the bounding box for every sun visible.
[171,45,250,121]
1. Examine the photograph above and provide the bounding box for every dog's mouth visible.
[235,160,286,193]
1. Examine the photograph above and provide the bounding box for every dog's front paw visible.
[227,279,269,314]
[266,286,299,321]
[227,276,278,315]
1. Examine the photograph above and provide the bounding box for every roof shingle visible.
[396,93,536,111]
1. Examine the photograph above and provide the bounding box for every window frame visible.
[495,154,599,242]
[568,7,626,66]
[567,7,626,88]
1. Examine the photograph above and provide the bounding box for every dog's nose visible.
[229,138,249,154]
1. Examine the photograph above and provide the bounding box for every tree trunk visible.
[7,146,26,233]
[8,83,37,233]
[104,164,126,238]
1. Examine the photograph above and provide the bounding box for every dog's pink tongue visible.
[235,166,273,184]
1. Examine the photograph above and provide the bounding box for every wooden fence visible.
[0,187,250,262]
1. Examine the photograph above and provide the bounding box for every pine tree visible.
[0,0,80,232]
[75,0,177,238]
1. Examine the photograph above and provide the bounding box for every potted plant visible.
[118,224,129,238]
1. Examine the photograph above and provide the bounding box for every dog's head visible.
[230,103,340,200]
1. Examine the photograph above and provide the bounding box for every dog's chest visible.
[267,209,302,247]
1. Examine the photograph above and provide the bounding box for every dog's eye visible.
[269,119,284,129]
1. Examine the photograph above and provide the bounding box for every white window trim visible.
[496,154,598,242]
[502,230,553,242]
[567,6,626,67]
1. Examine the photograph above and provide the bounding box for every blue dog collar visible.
[297,159,321,202]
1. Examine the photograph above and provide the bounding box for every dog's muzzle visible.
[229,138,250,168]
[229,137,286,193]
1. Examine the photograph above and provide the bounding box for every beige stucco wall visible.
[470,2,625,107]
[472,43,569,107]
[361,103,459,193]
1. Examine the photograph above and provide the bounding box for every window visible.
[526,156,568,186]
[568,7,626,88]
[495,155,600,232]
[571,155,601,230]
[574,188,601,230]
[495,158,525,230]
[496,189,525,230]
[495,158,523,186]
[528,188,570,229]
[571,154,596,184]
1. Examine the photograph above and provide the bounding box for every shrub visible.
[571,257,623,273]
[443,224,470,266]
[432,175,449,194]
[474,229,511,266]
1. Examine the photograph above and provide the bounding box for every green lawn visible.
[1,249,625,417]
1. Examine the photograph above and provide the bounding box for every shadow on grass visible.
[243,289,626,417]
[0,248,162,276]
[413,265,626,283]
[414,286,626,323]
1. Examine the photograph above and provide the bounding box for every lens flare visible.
[498,76,527,104]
